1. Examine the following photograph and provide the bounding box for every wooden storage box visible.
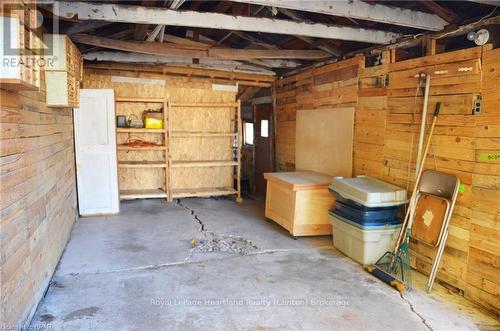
[45,71,79,107]
[0,15,40,91]
[43,34,83,107]
[264,171,335,237]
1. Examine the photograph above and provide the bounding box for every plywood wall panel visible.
[84,69,237,195]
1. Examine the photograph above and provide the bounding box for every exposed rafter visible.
[416,0,459,24]
[227,0,448,31]
[463,0,500,5]
[70,34,330,60]
[83,51,277,75]
[63,20,112,34]
[277,8,342,58]
[49,1,401,44]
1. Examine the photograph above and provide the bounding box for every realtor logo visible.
[1,0,59,58]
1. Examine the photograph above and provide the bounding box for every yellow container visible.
[144,117,163,129]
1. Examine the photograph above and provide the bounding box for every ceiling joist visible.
[70,34,330,60]
[49,1,401,44]
[228,0,448,31]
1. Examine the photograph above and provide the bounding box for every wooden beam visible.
[463,0,500,5]
[63,20,112,34]
[51,1,401,44]
[84,62,275,87]
[343,15,500,58]
[133,0,156,40]
[228,0,447,31]
[82,51,294,72]
[277,8,342,58]
[71,34,330,60]
[416,1,459,24]
[208,48,329,60]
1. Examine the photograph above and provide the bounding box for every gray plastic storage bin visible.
[329,176,407,208]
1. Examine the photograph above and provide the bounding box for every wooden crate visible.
[43,34,83,107]
[264,171,334,237]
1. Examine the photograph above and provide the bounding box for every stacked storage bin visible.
[328,176,407,264]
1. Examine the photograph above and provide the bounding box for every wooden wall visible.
[275,56,363,171]
[356,45,499,315]
[275,46,499,315]
[83,68,237,194]
[1,74,77,327]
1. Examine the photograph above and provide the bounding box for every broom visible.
[364,102,441,293]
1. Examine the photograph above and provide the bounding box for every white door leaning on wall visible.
[74,89,119,216]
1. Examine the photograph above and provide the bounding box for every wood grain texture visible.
[295,108,354,177]
[264,172,334,236]
[83,69,238,195]
[0,85,77,327]
[275,45,499,314]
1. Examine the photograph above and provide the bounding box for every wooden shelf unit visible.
[120,189,168,200]
[115,91,169,200]
[167,100,242,202]
[0,3,43,91]
[171,187,238,199]
[118,161,167,168]
[171,160,238,168]
[116,128,166,133]
[171,131,237,137]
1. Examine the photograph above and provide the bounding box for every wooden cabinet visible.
[264,171,335,237]
[43,34,83,107]
[0,1,42,91]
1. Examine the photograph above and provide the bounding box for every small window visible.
[244,122,254,145]
[260,120,269,138]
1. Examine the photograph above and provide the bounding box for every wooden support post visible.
[163,82,169,202]
[236,99,243,203]
[381,50,391,64]
[167,98,173,202]
[423,35,437,56]
[390,48,397,63]
[271,82,277,172]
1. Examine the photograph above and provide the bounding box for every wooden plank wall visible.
[275,56,363,171]
[83,68,236,193]
[275,45,499,315]
[355,45,499,315]
[1,73,77,327]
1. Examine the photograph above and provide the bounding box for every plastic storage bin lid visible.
[329,175,407,207]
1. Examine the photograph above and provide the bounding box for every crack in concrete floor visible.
[176,198,260,257]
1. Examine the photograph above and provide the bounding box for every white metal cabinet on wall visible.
[74,89,119,216]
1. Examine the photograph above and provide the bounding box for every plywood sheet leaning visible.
[295,107,354,177]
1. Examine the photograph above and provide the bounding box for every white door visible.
[74,89,119,216]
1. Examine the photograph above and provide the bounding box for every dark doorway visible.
[254,103,274,197]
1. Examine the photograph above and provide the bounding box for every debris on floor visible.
[191,231,259,255]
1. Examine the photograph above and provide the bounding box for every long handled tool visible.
[364,102,441,293]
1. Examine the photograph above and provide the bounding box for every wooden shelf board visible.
[116,128,165,133]
[120,189,167,200]
[117,145,166,151]
[0,78,39,91]
[115,97,165,103]
[170,102,238,108]
[118,161,166,168]
[171,131,236,137]
[171,160,237,168]
[171,187,237,198]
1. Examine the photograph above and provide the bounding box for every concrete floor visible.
[31,198,499,331]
